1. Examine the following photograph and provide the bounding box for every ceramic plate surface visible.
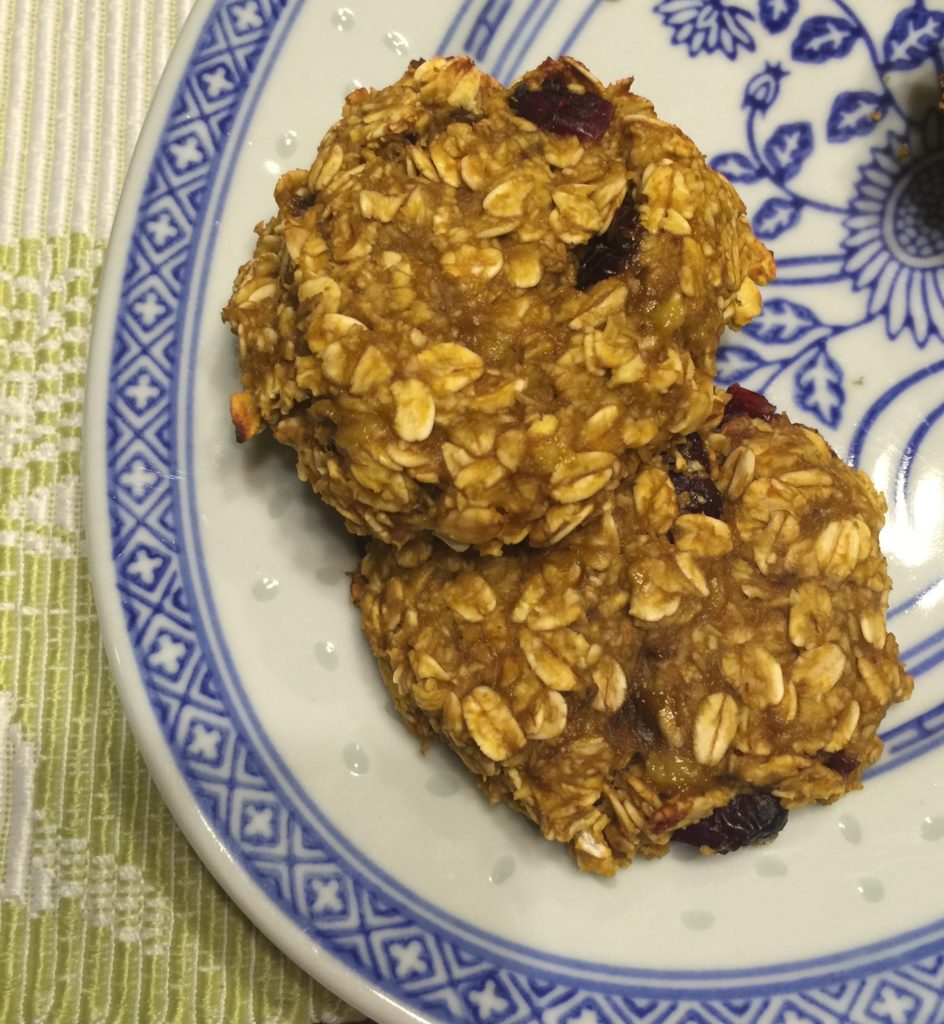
[84,0,944,1020]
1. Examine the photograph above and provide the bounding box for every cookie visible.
[351,394,912,874]
[224,56,774,552]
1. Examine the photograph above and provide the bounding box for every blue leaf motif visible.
[795,347,844,428]
[715,345,766,385]
[791,16,860,63]
[753,197,802,240]
[712,151,762,183]
[826,91,890,143]
[762,122,814,182]
[882,4,944,70]
[759,0,798,34]
[743,298,821,343]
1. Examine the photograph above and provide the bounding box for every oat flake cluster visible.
[353,412,911,874]
[224,56,774,552]
[223,57,911,874]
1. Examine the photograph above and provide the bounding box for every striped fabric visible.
[0,2,359,1020]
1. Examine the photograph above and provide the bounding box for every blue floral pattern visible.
[843,114,944,345]
[655,0,944,427]
[758,0,798,34]
[741,61,789,111]
[654,0,756,59]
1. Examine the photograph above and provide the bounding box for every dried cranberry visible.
[575,191,642,291]
[669,472,723,519]
[723,383,777,422]
[509,75,613,142]
[674,792,788,853]
[824,750,859,776]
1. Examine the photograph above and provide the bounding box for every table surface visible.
[0,1,362,1020]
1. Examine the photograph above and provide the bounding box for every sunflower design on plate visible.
[843,111,944,346]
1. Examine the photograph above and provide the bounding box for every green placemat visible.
[0,3,361,1020]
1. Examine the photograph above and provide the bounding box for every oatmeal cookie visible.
[352,392,911,874]
[224,56,774,551]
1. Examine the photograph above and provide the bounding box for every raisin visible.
[675,432,710,474]
[673,792,788,853]
[509,75,614,143]
[285,191,316,218]
[575,191,642,290]
[723,383,777,422]
[665,431,723,517]
[823,750,859,776]
[669,471,723,519]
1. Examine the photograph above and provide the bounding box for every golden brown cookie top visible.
[224,57,774,551]
[353,402,911,873]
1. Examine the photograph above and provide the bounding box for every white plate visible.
[84,0,944,1020]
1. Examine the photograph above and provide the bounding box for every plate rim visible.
[82,0,400,1019]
